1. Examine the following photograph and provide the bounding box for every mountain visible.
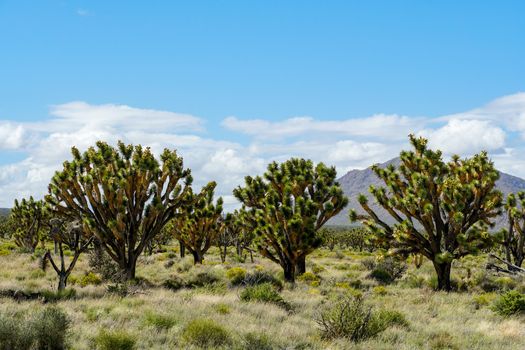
[0,208,10,217]
[329,157,525,229]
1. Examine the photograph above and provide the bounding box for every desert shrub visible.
[143,312,177,330]
[491,290,525,316]
[32,307,70,350]
[361,257,377,270]
[182,319,232,349]
[89,243,124,282]
[29,269,46,279]
[240,283,291,310]
[315,295,407,342]
[78,272,103,287]
[297,271,319,282]
[373,285,388,296]
[0,314,33,350]
[163,275,185,291]
[242,270,283,290]
[241,332,275,350]
[94,330,136,350]
[226,267,247,286]
[187,271,222,288]
[368,258,407,284]
[472,293,497,309]
[311,263,325,274]
[428,331,459,350]
[403,273,426,288]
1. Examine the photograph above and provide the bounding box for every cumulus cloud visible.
[2,93,525,209]
[0,122,27,150]
[423,119,506,155]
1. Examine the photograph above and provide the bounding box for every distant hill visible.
[0,208,10,217]
[330,157,525,229]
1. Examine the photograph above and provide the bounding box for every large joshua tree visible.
[172,182,224,264]
[11,197,49,252]
[502,192,525,267]
[234,158,348,283]
[46,141,193,280]
[350,135,502,290]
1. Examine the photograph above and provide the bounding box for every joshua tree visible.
[46,141,193,280]
[11,197,48,252]
[225,210,256,263]
[501,192,525,267]
[234,158,348,282]
[350,135,502,290]
[42,218,93,290]
[172,182,224,264]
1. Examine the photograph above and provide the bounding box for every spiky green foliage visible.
[234,158,348,282]
[11,197,48,252]
[43,219,93,290]
[46,141,193,279]
[350,135,502,290]
[172,182,224,264]
[501,192,525,267]
[0,215,16,239]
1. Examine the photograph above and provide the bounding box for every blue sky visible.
[1,0,525,207]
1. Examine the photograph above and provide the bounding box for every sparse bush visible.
[311,263,325,274]
[187,271,221,288]
[32,307,70,350]
[240,283,291,310]
[89,243,124,283]
[491,290,525,316]
[163,275,185,291]
[94,330,136,350]
[182,319,232,348]
[368,257,407,284]
[315,295,407,342]
[242,270,283,290]
[373,285,388,296]
[241,332,275,350]
[0,314,33,350]
[226,267,247,286]
[472,293,497,309]
[143,312,177,330]
[77,272,103,287]
[297,271,319,282]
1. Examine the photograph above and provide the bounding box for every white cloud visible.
[222,114,419,140]
[2,93,525,209]
[0,122,27,150]
[423,119,506,155]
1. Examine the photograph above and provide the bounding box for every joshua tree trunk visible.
[283,259,296,283]
[58,272,68,291]
[433,261,452,291]
[220,245,227,263]
[179,241,185,258]
[192,250,204,264]
[296,255,306,275]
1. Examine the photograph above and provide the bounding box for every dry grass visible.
[0,241,524,349]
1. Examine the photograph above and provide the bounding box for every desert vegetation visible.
[0,135,524,349]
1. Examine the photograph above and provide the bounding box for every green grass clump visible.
[93,330,136,350]
[143,312,177,330]
[240,283,291,310]
[182,318,232,349]
[41,288,76,302]
[78,272,102,287]
[241,332,275,350]
[226,267,247,286]
[297,271,319,282]
[491,290,525,316]
[214,303,231,314]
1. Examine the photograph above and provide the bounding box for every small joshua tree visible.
[502,192,525,267]
[46,141,193,280]
[225,210,256,263]
[350,135,502,290]
[11,197,49,252]
[42,218,93,290]
[172,182,224,264]
[234,158,348,282]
